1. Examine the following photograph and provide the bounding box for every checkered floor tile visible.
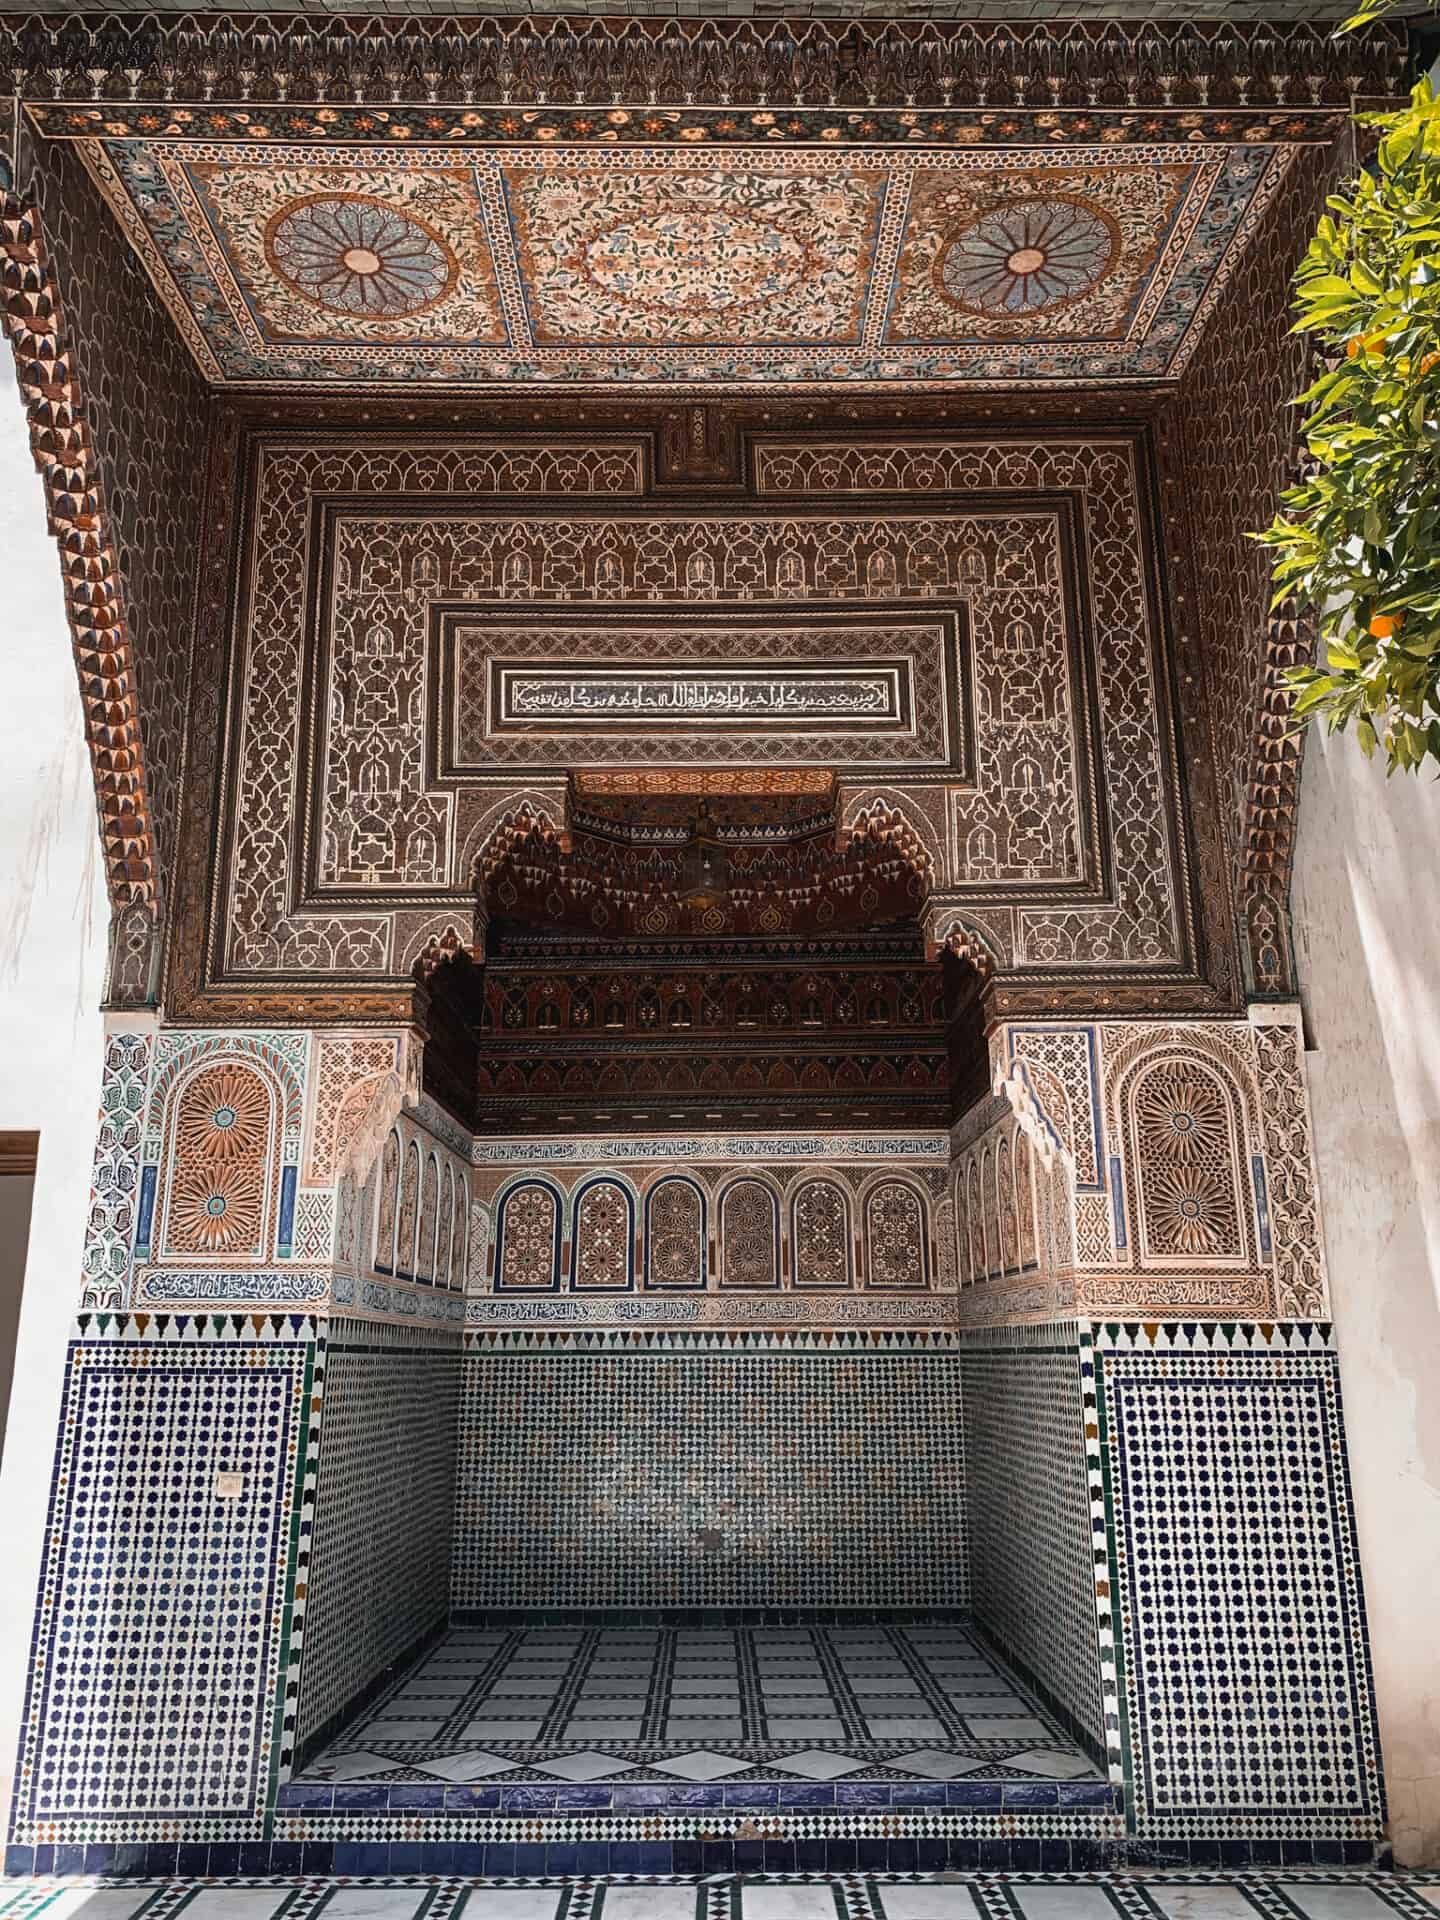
[298,1622,1097,1786]
[3,1872,1440,1920]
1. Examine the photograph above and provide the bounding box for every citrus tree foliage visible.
[1258,79,1440,773]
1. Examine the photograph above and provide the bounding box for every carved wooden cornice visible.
[0,16,1405,114]
[1,192,155,909]
[0,1130,40,1175]
[1237,596,1310,997]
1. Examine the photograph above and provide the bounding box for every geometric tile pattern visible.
[6,1874,1440,1920]
[78,142,1286,390]
[295,1324,462,1760]
[9,1322,317,1841]
[452,1350,967,1612]
[1093,1325,1385,1840]
[298,1621,1097,1789]
[960,1336,1105,1757]
[77,1031,155,1310]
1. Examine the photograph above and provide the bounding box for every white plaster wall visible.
[0,357,112,1833]
[1291,723,1440,1867]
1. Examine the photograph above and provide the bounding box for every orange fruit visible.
[1369,612,1402,639]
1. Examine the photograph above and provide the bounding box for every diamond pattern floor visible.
[299,1620,1098,1786]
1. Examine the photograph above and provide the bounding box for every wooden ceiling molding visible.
[1,191,156,911]
[0,17,1404,105]
[479,777,931,944]
[6,18,1404,396]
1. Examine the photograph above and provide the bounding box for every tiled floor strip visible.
[3,1874,1440,1920]
[300,1624,1097,1787]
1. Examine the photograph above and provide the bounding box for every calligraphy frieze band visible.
[499,665,905,728]
[438,607,968,775]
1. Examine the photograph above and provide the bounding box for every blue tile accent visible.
[1109,1155,1127,1247]
[1252,1154,1273,1256]
[135,1164,157,1258]
[277,1163,298,1257]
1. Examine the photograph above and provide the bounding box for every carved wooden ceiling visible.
[9,18,1403,392]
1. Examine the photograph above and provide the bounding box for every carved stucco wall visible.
[467,1140,954,1330]
[1168,139,1346,993]
[167,420,1228,1022]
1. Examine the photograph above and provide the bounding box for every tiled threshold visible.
[289,1619,1106,1817]
[0,1870,1437,1920]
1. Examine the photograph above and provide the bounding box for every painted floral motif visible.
[583,214,812,320]
[266,195,457,319]
[181,157,505,347]
[937,198,1116,317]
[93,140,1270,383]
[506,166,883,345]
[888,161,1194,347]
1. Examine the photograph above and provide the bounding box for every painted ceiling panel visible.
[76,132,1296,389]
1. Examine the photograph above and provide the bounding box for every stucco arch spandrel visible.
[337,1069,411,1189]
[923,907,1008,974]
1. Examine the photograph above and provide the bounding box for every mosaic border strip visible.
[3,1871,1432,1914]
[462,1328,966,1354]
[471,1136,950,1168]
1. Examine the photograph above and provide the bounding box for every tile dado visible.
[6,1315,1385,1868]
[4,1874,1439,1920]
[8,1316,321,1847]
[452,1347,968,1613]
[1088,1322,1384,1844]
[295,1321,463,1764]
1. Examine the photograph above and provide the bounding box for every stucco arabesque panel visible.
[198,439,646,999]
[177,430,1213,1016]
[240,494,1144,982]
[756,437,1196,984]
